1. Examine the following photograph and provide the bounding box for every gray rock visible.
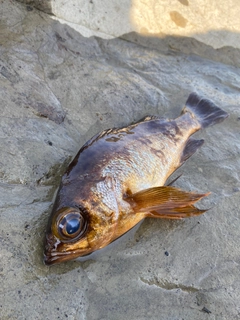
[1,1,240,319]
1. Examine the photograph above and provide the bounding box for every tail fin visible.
[183,92,228,128]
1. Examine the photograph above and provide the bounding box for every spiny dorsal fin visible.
[137,115,162,122]
[124,186,210,219]
[79,115,165,151]
[78,127,131,152]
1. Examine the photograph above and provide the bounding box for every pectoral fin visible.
[148,205,207,219]
[124,186,210,219]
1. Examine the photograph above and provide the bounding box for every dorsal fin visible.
[77,129,114,153]
[79,116,163,151]
[138,115,162,122]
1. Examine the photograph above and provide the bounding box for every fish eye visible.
[57,211,86,242]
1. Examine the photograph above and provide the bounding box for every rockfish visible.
[44,93,228,265]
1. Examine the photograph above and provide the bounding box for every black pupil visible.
[66,218,80,234]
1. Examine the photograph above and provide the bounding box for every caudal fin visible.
[183,92,228,128]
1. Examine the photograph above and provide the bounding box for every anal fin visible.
[181,138,204,164]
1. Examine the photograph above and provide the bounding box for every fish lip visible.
[43,232,91,265]
[43,254,66,266]
[43,247,93,266]
[44,250,82,266]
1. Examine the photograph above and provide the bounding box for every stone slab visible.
[1,1,240,319]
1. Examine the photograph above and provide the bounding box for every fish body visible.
[44,93,228,265]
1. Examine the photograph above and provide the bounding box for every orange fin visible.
[124,186,210,219]
[148,205,208,219]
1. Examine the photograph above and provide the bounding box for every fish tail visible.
[183,92,228,128]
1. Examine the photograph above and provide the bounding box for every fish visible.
[44,92,228,265]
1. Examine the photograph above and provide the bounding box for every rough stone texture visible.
[1,1,240,319]
[16,0,240,49]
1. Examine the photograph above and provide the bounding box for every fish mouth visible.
[44,232,93,265]
[44,249,90,266]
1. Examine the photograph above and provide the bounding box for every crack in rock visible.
[140,276,199,293]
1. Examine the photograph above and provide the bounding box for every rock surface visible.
[16,0,240,49]
[1,1,240,319]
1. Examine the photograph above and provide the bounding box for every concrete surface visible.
[1,0,240,319]
[16,0,240,49]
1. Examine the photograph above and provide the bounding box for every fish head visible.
[44,203,119,265]
[44,206,88,265]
